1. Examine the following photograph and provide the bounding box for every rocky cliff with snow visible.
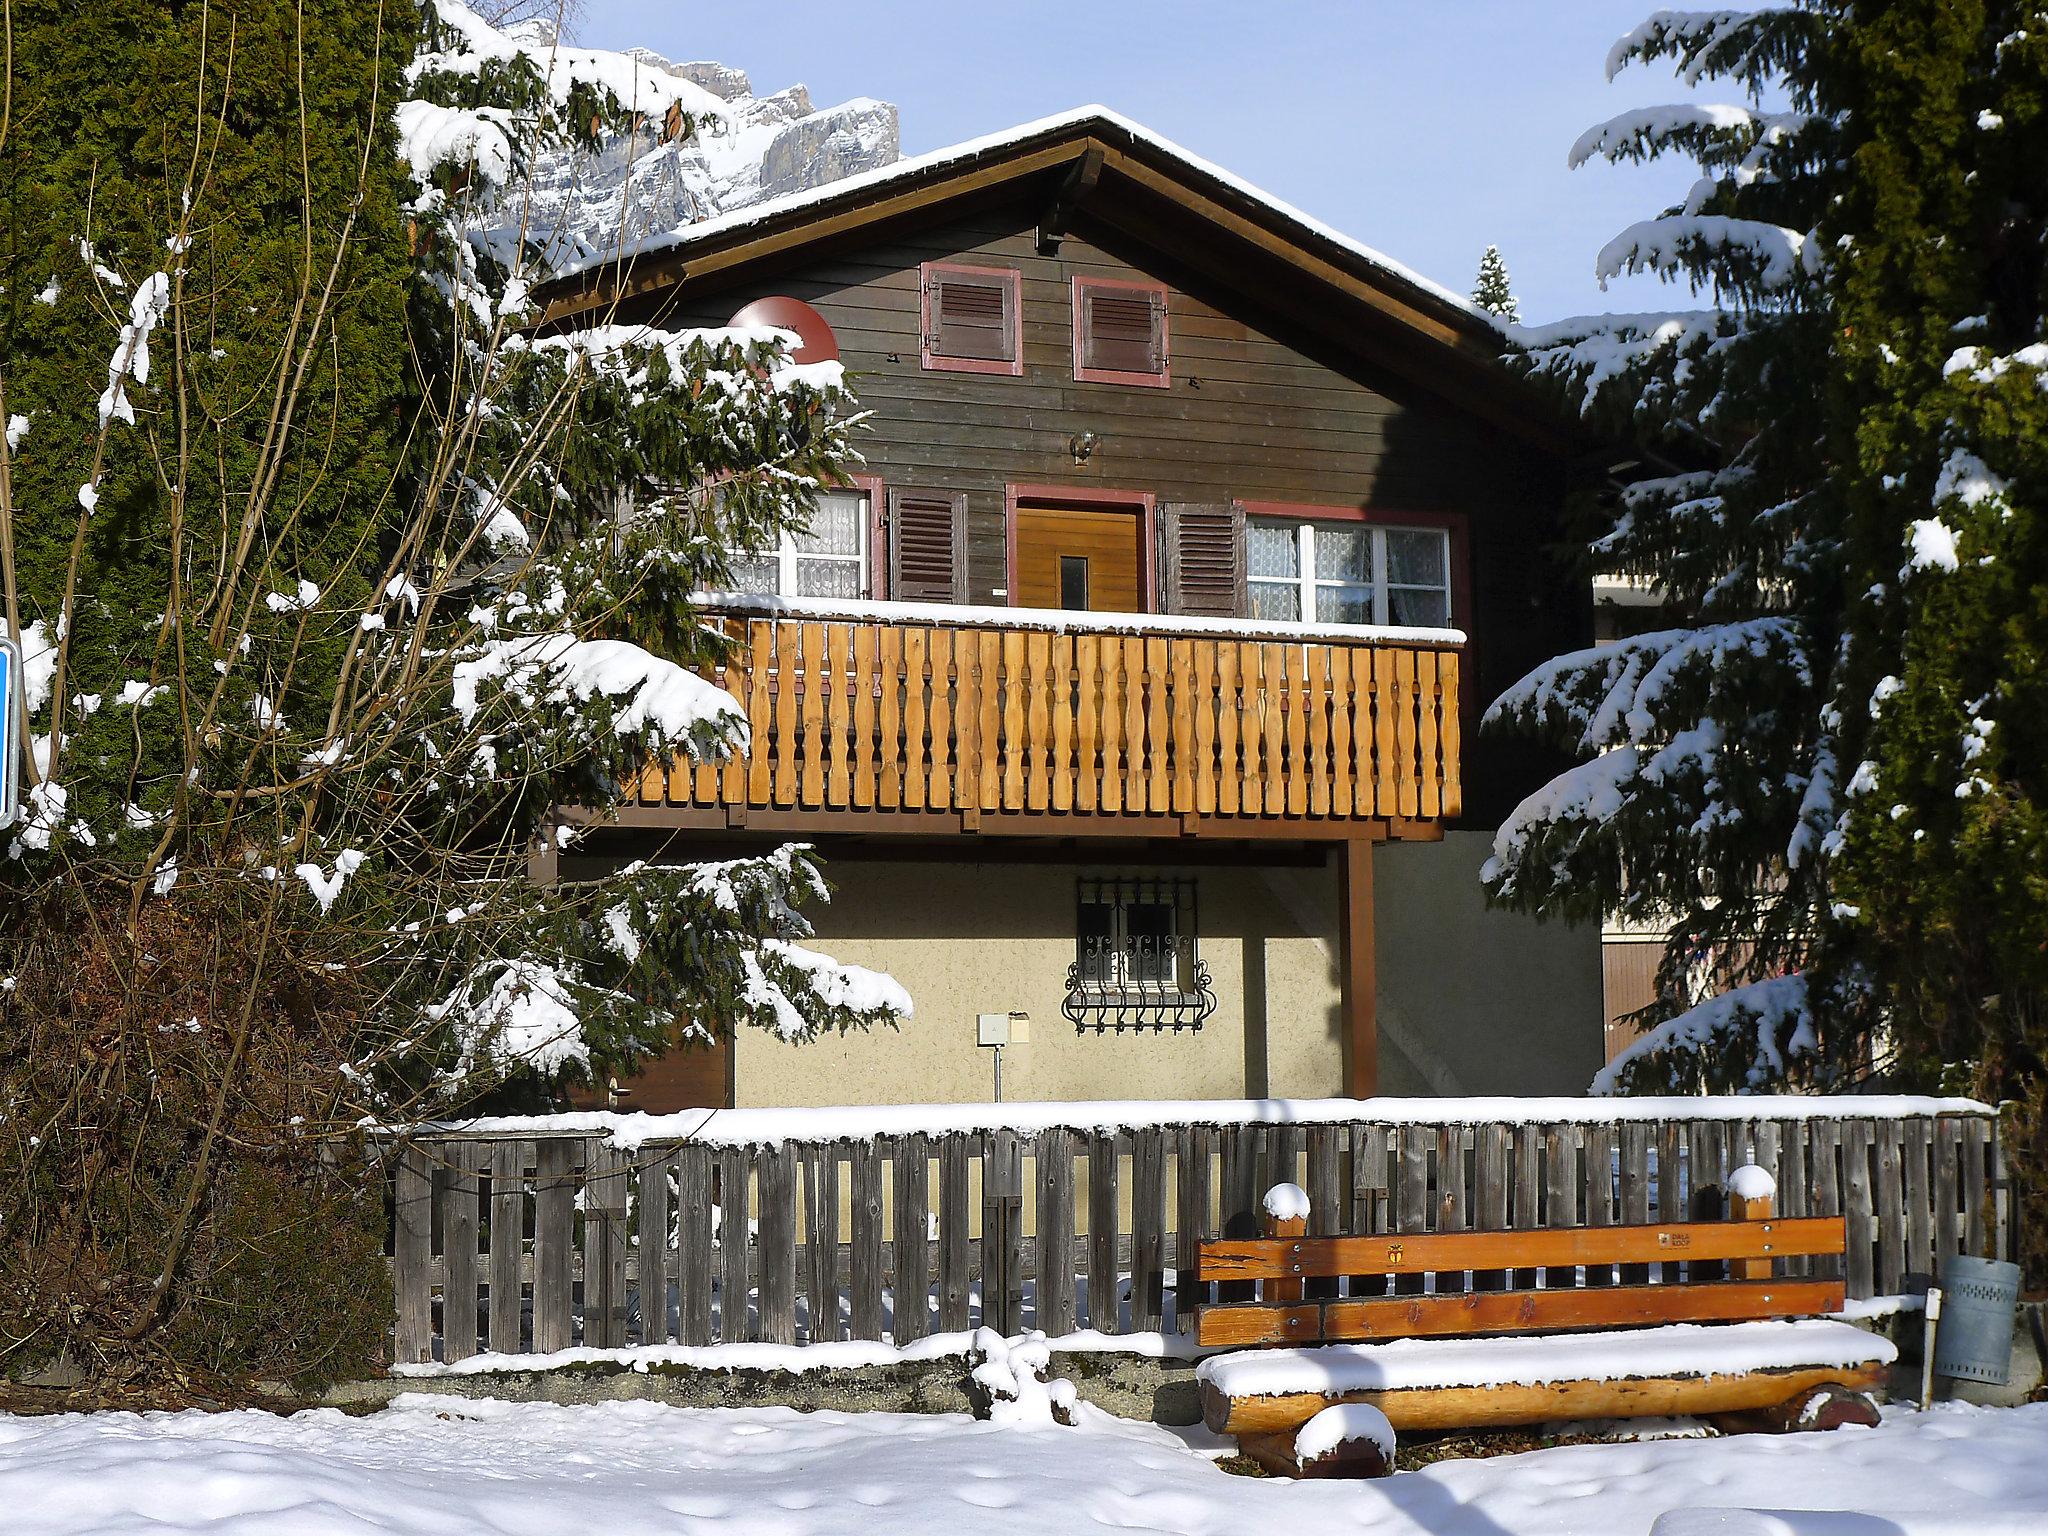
[522,44,898,269]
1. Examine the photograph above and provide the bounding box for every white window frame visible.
[1247,519,1452,627]
[731,488,872,597]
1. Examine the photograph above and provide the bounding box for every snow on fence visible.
[381,1098,2006,1367]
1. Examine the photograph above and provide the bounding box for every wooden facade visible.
[538,114,1603,1103]
[544,113,1593,831]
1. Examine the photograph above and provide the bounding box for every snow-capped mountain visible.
[523,47,898,268]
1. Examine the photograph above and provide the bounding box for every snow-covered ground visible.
[5,1394,2046,1535]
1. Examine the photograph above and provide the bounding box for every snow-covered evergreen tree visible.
[1486,8,1852,1095]
[1471,244,1521,322]
[1822,4,2047,1272]
[0,0,908,1390]
[1489,3,2046,1140]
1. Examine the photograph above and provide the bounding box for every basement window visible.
[1063,876,1215,1032]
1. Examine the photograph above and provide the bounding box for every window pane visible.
[728,554,780,593]
[1387,586,1451,627]
[794,558,861,599]
[1059,555,1090,611]
[1314,584,1373,625]
[1124,900,1177,985]
[1077,901,1115,989]
[1313,523,1370,582]
[795,491,864,557]
[1386,527,1447,586]
[1248,581,1301,622]
[1247,521,1299,578]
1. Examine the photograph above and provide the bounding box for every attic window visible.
[921,262,1022,375]
[1073,275,1168,387]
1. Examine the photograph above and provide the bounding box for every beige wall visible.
[734,858,1346,1107]
[730,834,1604,1107]
[567,832,1604,1108]
[1370,830,1606,1097]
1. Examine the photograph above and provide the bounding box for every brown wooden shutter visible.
[888,488,969,603]
[928,272,1014,363]
[1159,501,1246,617]
[1081,285,1165,375]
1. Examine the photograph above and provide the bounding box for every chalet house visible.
[535,108,1604,1113]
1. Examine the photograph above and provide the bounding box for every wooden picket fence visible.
[385,1104,2006,1366]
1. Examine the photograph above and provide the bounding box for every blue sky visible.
[576,1,1732,325]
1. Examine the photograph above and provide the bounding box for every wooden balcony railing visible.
[638,600,1462,826]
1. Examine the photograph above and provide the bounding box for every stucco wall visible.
[723,834,1602,1107]
[565,833,1602,1107]
[1370,830,1606,1097]
[732,858,1345,1108]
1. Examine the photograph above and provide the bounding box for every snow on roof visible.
[552,105,1502,334]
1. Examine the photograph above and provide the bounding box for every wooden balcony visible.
[633,599,1461,836]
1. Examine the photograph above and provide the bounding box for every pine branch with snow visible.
[1483,6,1878,1095]
[1497,6,2048,1136]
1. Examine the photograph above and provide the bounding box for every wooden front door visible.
[1012,502,1144,612]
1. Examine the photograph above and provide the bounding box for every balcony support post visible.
[1337,835,1377,1098]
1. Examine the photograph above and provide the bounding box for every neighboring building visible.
[1592,572,1676,1063]
[536,108,1605,1111]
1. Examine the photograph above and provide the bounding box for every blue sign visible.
[0,636,17,825]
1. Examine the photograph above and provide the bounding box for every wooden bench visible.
[1194,1176,1895,1475]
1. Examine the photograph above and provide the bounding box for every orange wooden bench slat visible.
[1198,1217,1846,1283]
[1195,1276,1847,1349]
[1203,1359,1890,1437]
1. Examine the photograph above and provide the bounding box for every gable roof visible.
[533,107,1579,447]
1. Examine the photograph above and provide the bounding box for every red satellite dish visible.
[727,296,840,364]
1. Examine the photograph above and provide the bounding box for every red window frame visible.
[1240,499,1477,728]
[1238,501,1471,631]
[837,471,886,599]
[1071,274,1171,388]
[920,261,1023,376]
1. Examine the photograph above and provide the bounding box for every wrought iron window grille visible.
[1062,876,1215,1032]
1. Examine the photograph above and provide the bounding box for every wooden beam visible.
[595,800,1433,844]
[1338,837,1376,1097]
[1036,145,1104,254]
[1235,1428,1391,1480]
[1204,1360,1889,1437]
[1195,1276,1848,1349]
[1097,149,1472,353]
[1199,1217,1849,1282]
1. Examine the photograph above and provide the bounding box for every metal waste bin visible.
[1933,1254,2023,1385]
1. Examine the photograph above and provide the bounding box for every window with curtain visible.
[1246,518,1451,627]
[726,488,870,598]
